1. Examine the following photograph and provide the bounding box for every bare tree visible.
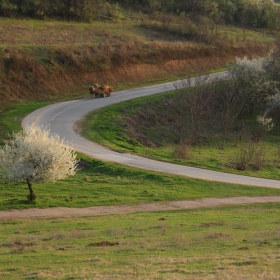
[0,123,78,201]
[218,77,245,149]
[90,0,105,20]
[183,75,215,145]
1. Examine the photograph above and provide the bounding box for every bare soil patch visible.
[0,196,280,220]
[87,241,119,247]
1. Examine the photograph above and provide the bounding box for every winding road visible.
[0,73,279,220]
[22,72,280,189]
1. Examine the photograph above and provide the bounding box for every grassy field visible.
[1,204,280,279]
[3,151,280,211]
[0,18,276,47]
[217,25,276,44]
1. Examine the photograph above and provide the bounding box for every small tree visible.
[229,54,274,116]
[0,123,78,201]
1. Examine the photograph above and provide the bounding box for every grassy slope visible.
[0,17,276,105]
[3,152,280,211]
[81,87,280,180]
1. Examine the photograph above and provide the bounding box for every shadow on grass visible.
[1,199,37,210]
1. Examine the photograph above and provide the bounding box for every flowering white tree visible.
[257,115,274,131]
[229,54,273,106]
[0,123,79,201]
[231,55,269,76]
[229,52,280,117]
[267,93,280,111]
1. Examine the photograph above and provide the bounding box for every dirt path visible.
[1,196,280,220]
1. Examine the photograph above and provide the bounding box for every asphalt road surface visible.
[22,72,280,189]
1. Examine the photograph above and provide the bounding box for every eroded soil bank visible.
[2,43,272,106]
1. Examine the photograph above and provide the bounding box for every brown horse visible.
[89,83,113,98]
[89,85,99,98]
[100,84,114,97]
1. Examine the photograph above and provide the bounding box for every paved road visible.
[22,72,280,188]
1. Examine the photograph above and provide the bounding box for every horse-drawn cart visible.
[89,83,114,98]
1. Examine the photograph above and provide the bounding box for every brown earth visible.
[1,196,280,220]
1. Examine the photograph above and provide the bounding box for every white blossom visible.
[267,92,280,109]
[0,123,78,191]
[230,52,273,79]
[257,115,274,131]
[234,56,265,76]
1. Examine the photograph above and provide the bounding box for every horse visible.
[89,83,113,98]
[100,84,114,97]
[89,85,99,98]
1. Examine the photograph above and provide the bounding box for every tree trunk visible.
[27,179,36,201]
[221,129,226,149]
[221,122,229,149]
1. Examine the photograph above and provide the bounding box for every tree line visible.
[128,46,280,150]
[176,48,280,147]
[0,0,280,30]
[0,0,123,21]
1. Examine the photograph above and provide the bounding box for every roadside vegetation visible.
[0,124,79,201]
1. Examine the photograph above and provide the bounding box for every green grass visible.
[0,17,276,48]
[1,204,280,279]
[81,90,280,180]
[217,25,277,43]
[0,17,191,48]
[2,153,280,211]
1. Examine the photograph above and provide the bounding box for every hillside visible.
[0,14,277,107]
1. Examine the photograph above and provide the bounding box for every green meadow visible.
[1,204,280,279]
